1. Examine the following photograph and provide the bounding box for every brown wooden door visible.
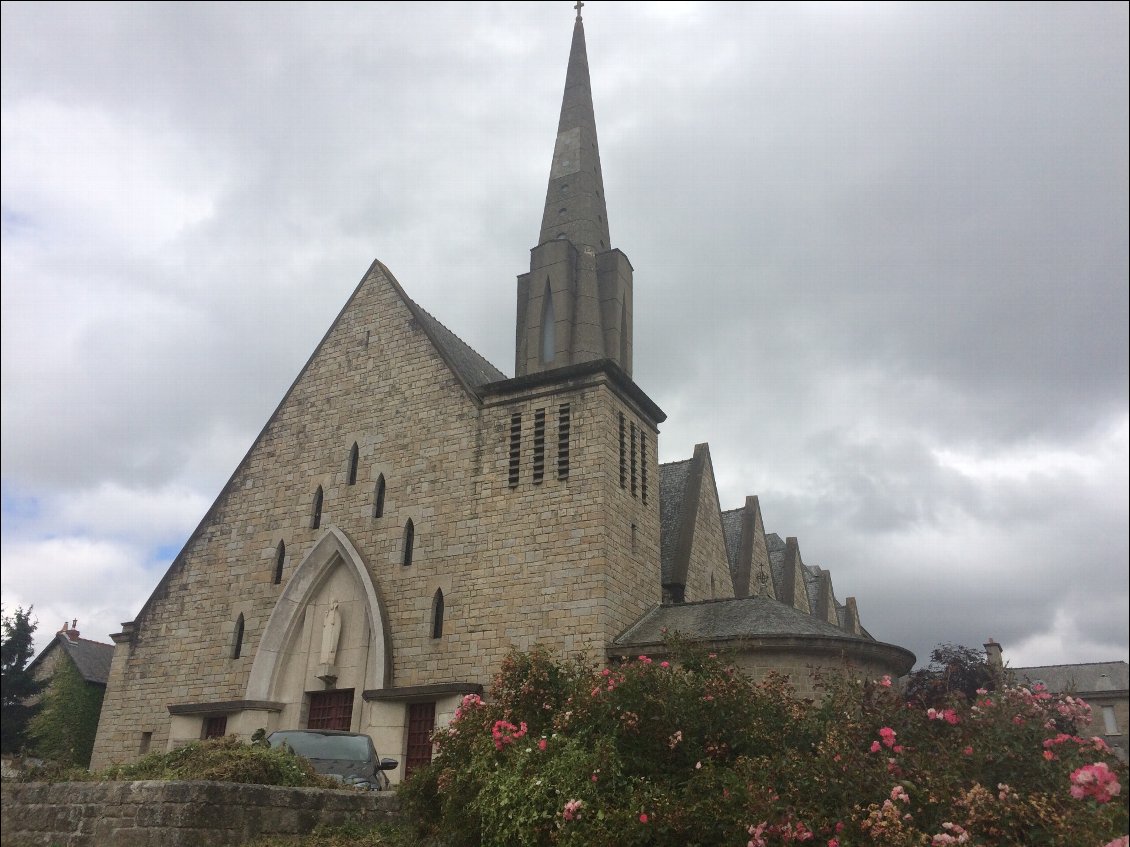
[405,701,436,778]
[307,689,354,731]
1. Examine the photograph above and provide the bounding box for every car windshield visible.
[270,732,371,762]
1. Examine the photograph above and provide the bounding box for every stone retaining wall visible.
[0,780,398,847]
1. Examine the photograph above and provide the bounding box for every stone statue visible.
[319,599,342,666]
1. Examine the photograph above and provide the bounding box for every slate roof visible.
[30,635,115,686]
[804,564,823,612]
[63,636,114,684]
[766,532,786,597]
[1011,661,1129,693]
[720,507,743,583]
[659,459,692,584]
[614,595,872,646]
[409,301,507,391]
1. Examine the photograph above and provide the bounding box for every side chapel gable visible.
[721,495,774,601]
[658,443,733,603]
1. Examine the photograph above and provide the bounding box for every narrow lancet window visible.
[540,280,556,364]
[311,486,323,529]
[431,589,445,639]
[347,443,359,485]
[272,541,286,585]
[373,474,386,519]
[232,614,245,659]
[619,301,629,366]
[403,519,415,567]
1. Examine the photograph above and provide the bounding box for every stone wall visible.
[0,780,397,847]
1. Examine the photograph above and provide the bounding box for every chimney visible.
[984,638,1003,668]
[58,618,81,642]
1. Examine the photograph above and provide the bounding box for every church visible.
[90,10,914,779]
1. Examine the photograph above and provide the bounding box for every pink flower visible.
[828,840,839,847]
[963,746,973,756]
[538,738,547,751]
[660,661,670,668]
[639,813,649,824]
[1070,762,1122,803]
[1043,749,1055,761]
[880,674,892,687]
[878,727,897,748]
[563,798,583,821]
[870,741,882,753]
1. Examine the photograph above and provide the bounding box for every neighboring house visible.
[90,11,914,779]
[1012,659,1129,761]
[26,621,114,767]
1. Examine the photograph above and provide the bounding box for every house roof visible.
[1011,661,1129,693]
[29,634,115,686]
[614,595,873,646]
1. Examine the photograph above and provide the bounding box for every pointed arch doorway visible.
[245,526,391,732]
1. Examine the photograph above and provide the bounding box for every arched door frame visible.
[245,525,390,700]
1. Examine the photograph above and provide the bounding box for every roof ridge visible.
[72,636,114,648]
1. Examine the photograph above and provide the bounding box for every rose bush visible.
[398,645,1128,846]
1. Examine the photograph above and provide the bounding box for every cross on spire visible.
[574,0,583,20]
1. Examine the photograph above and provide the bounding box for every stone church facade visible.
[91,13,913,778]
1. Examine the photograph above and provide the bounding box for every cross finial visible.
[574,0,583,20]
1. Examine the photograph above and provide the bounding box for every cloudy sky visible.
[2,2,1126,670]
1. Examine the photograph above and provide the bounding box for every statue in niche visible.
[320,599,342,665]
[316,599,343,685]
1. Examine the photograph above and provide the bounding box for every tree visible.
[1,606,44,753]
[904,642,1005,708]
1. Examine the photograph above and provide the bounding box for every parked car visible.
[267,729,398,790]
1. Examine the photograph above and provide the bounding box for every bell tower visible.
[515,5,634,378]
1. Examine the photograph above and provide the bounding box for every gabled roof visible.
[1011,661,1129,693]
[29,634,114,686]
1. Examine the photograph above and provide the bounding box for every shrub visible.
[399,646,1128,847]
[19,735,339,788]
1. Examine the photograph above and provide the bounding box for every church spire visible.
[537,10,611,252]
[515,9,633,378]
